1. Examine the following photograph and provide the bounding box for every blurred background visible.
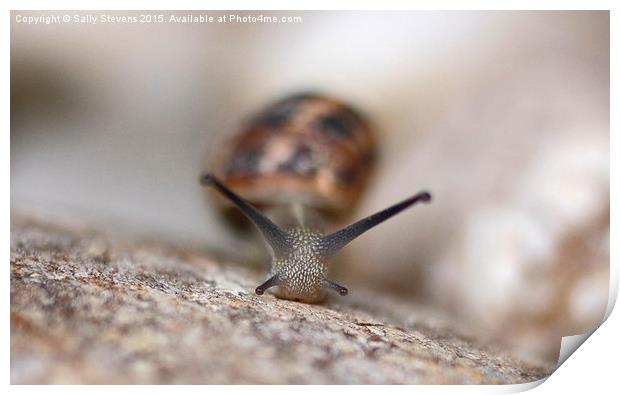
[11,11,609,362]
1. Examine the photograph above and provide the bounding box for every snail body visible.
[202,93,431,303]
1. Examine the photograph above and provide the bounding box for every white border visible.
[4,1,617,393]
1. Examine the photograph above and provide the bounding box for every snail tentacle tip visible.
[200,173,215,186]
[321,278,348,296]
[255,274,281,296]
[419,191,432,202]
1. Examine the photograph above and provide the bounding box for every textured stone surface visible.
[10,213,552,384]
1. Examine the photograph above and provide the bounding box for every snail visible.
[201,93,431,303]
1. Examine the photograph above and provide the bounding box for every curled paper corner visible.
[537,272,618,385]
[556,329,597,369]
[515,330,599,391]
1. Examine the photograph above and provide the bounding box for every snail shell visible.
[212,93,376,222]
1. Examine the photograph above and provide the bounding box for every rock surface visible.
[10,213,552,384]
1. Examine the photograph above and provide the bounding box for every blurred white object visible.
[428,134,609,359]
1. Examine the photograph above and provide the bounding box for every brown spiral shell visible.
[211,93,376,221]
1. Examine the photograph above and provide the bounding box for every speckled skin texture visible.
[270,228,329,303]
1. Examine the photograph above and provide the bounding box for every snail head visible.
[200,173,431,303]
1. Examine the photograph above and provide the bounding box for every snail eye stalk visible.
[200,173,290,257]
[320,191,432,256]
